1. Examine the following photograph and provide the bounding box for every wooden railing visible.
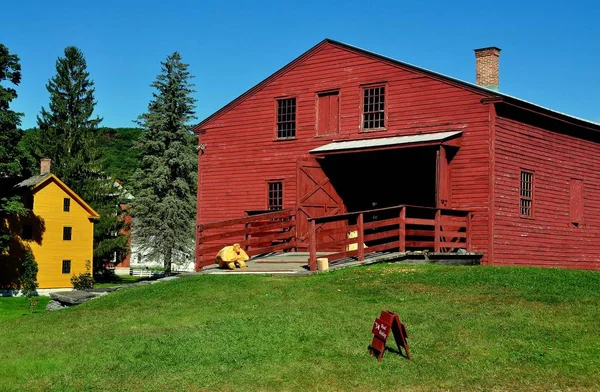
[195,209,297,271]
[308,205,472,271]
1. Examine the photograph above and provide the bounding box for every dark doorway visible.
[319,146,438,213]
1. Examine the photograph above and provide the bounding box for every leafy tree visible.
[35,46,128,274]
[0,44,26,254]
[0,44,24,178]
[132,52,197,275]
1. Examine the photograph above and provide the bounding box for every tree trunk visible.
[164,248,172,276]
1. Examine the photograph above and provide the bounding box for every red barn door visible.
[296,156,345,247]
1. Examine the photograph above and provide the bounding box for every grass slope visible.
[0,297,49,322]
[1,264,599,391]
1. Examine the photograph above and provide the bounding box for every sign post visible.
[369,310,410,361]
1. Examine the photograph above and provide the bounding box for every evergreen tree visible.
[36,46,103,187]
[0,44,27,253]
[133,52,197,275]
[35,46,127,274]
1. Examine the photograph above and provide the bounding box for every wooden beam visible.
[399,206,406,252]
[357,213,365,262]
[309,219,317,271]
[434,209,441,253]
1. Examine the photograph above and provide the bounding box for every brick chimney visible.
[40,158,51,175]
[474,46,501,91]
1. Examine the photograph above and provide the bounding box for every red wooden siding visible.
[197,42,492,261]
[493,115,600,269]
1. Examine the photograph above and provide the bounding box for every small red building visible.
[193,39,600,270]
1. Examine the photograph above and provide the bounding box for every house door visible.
[296,156,345,247]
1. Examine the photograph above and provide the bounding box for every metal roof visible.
[309,130,463,154]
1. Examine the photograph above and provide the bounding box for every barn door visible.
[296,156,345,247]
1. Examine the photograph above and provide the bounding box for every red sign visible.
[371,318,391,340]
[368,310,411,361]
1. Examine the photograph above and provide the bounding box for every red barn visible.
[193,39,600,271]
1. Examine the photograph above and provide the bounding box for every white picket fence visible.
[130,269,164,277]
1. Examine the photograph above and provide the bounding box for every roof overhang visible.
[309,130,463,156]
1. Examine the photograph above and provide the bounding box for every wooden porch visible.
[195,204,480,272]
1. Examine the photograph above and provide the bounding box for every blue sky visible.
[3,0,600,129]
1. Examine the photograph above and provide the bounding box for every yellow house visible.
[12,159,100,289]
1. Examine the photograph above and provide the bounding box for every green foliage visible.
[36,46,103,184]
[1,264,600,390]
[132,52,197,275]
[18,250,39,313]
[18,249,38,297]
[70,260,94,290]
[0,44,26,254]
[0,44,24,178]
[17,127,42,178]
[33,47,128,274]
[100,127,144,181]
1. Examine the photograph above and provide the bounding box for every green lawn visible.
[93,274,149,288]
[1,264,599,391]
[0,296,49,322]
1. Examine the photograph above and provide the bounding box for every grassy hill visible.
[1,264,599,391]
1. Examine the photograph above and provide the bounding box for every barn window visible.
[62,260,71,274]
[63,198,71,212]
[520,171,534,217]
[63,226,72,241]
[268,182,283,210]
[362,86,385,130]
[570,179,584,225]
[277,98,296,139]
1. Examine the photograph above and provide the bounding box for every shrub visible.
[71,260,94,290]
[19,250,38,297]
[19,249,39,313]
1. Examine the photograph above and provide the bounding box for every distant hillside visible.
[101,127,143,182]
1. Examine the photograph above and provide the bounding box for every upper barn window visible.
[520,171,534,217]
[277,98,296,139]
[362,86,386,130]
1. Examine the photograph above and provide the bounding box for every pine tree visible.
[133,52,197,275]
[37,46,103,187]
[35,46,127,274]
[0,44,27,253]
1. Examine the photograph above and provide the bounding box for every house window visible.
[520,171,533,217]
[362,86,385,130]
[63,198,71,212]
[570,179,584,225]
[268,182,283,210]
[62,260,71,274]
[21,225,33,240]
[277,98,296,139]
[63,226,72,241]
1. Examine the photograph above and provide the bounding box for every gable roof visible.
[15,173,100,219]
[193,38,600,133]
